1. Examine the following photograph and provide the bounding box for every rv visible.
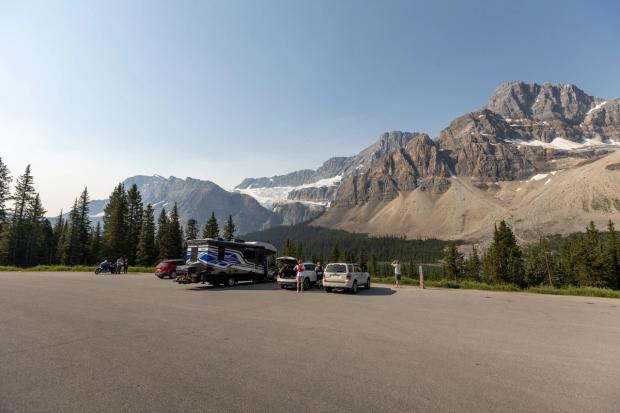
[175,238,278,287]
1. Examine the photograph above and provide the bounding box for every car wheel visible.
[303,277,310,290]
[280,284,288,289]
[365,277,371,290]
[325,287,332,293]
[156,274,164,279]
[227,276,236,287]
[170,271,177,280]
[351,280,358,294]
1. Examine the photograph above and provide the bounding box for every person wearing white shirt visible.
[391,260,401,288]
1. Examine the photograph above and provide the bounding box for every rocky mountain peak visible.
[485,81,596,124]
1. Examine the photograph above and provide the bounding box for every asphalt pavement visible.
[0,272,619,412]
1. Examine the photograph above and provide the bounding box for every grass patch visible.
[372,276,620,298]
[0,265,154,273]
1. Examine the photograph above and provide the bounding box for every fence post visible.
[419,265,424,289]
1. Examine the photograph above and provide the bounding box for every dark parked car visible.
[155,259,186,279]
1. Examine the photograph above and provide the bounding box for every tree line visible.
[0,159,237,267]
[442,220,620,290]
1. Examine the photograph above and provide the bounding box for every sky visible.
[1,0,619,214]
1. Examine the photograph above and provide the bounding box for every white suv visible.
[276,257,318,290]
[323,263,370,294]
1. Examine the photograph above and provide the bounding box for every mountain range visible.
[80,81,620,242]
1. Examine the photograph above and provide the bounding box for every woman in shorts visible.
[296,259,305,293]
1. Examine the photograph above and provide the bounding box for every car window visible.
[354,265,361,273]
[325,264,347,273]
[348,264,354,273]
[304,264,315,271]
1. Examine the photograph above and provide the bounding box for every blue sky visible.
[1,0,619,213]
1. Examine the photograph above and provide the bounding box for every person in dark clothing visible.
[315,261,324,290]
[123,257,129,274]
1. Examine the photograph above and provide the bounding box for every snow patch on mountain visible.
[236,175,342,208]
[510,137,617,150]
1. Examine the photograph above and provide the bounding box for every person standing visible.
[315,261,324,290]
[123,257,129,274]
[296,259,304,293]
[391,260,401,288]
[117,257,124,275]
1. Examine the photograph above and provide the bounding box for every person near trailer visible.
[315,261,324,290]
[123,257,129,274]
[296,259,305,293]
[391,260,401,288]
[116,257,124,274]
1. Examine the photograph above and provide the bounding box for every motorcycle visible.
[95,263,117,274]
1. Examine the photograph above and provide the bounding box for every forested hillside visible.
[243,224,455,263]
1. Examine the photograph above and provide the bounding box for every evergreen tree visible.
[331,245,340,262]
[223,215,236,241]
[487,221,524,286]
[297,243,304,261]
[156,207,169,260]
[464,245,481,281]
[61,188,92,265]
[102,184,129,260]
[51,210,64,265]
[443,242,463,281]
[89,221,103,264]
[167,203,184,258]
[61,199,80,264]
[0,157,11,232]
[357,248,367,270]
[126,184,143,264]
[369,254,378,276]
[604,221,619,289]
[202,212,219,238]
[185,218,198,241]
[137,205,157,265]
[24,193,47,266]
[55,213,69,264]
[1,165,36,266]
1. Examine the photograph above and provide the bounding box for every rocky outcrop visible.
[272,202,325,226]
[334,133,451,206]
[287,186,337,203]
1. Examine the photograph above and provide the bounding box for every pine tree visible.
[331,245,341,262]
[369,254,378,276]
[61,199,80,264]
[464,244,481,281]
[156,207,169,260]
[185,218,198,241]
[604,221,619,289]
[487,221,524,286]
[24,193,47,266]
[137,204,157,265]
[0,157,11,232]
[2,165,36,266]
[54,213,69,264]
[297,243,304,261]
[89,221,103,264]
[102,184,129,260]
[167,203,184,258]
[202,212,219,238]
[358,248,367,270]
[126,184,143,264]
[76,188,91,264]
[222,215,236,241]
[443,242,463,282]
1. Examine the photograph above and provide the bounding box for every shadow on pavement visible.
[187,282,396,296]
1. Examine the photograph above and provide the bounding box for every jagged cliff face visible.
[234,81,620,240]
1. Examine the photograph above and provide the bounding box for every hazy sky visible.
[1,0,619,214]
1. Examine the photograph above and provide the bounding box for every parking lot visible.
[1,272,619,412]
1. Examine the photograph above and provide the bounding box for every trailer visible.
[175,238,278,287]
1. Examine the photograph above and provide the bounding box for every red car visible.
[155,259,186,279]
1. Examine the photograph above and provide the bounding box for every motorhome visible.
[175,238,278,287]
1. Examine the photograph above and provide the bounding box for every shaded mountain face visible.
[87,175,282,235]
